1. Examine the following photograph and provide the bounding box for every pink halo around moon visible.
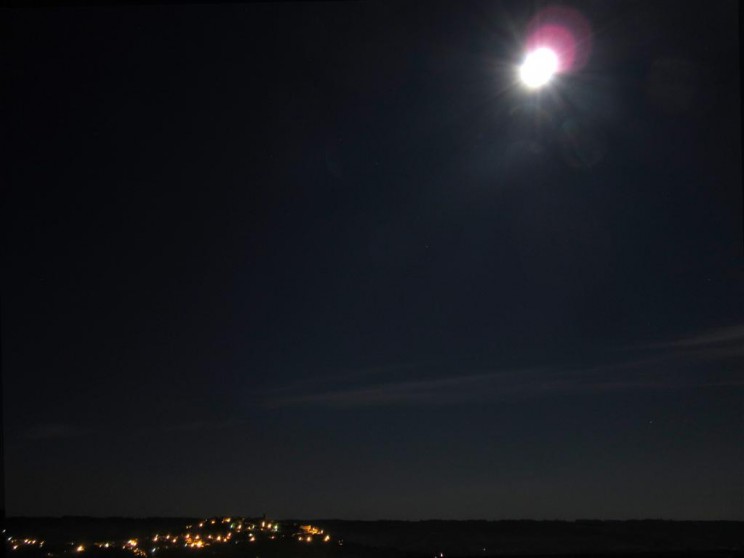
[524,5,593,75]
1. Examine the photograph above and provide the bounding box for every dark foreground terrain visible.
[4,517,743,558]
[311,520,744,556]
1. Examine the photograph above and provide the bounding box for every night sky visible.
[3,0,743,520]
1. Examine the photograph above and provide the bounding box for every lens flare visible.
[519,5,593,88]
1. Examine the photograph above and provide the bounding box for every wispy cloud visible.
[262,324,744,409]
[645,325,744,359]
[264,369,538,408]
[648,323,744,353]
[263,366,744,409]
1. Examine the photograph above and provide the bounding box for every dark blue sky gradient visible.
[3,0,743,519]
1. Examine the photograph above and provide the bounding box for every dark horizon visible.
[5,516,744,558]
[5,515,744,522]
[3,0,742,520]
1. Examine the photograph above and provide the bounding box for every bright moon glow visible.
[519,47,559,89]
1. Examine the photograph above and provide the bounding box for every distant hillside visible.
[306,520,744,556]
[4,517,199,544]
[5,518,744,557]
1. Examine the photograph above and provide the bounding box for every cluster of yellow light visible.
[300,525,323,535]
[7,537,45,551]
[295,525,331,544]
[5,517,336,556]
[71,540,147,556]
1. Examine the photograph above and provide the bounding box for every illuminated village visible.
[5,518,337,557]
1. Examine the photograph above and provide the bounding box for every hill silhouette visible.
[4,518,743,557]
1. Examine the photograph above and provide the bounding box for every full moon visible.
[519,47,559,89]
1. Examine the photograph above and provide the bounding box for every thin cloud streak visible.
[630,323,744,364]
[263,324,744,409]
[263,368,744,409]
[264,369,542,408]
[649,324,744,350]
